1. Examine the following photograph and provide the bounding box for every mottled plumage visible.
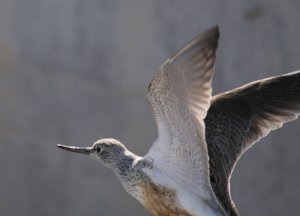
[206,71,300,215]
[57,26,300,216]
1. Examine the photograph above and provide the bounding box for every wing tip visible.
[171,25,220,62]
[192,25,220,44]
[193,24,219,41]
[205,25,220,40]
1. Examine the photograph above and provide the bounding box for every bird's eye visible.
[95,146,102,154]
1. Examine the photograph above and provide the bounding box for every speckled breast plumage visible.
[140,180,193,216]
[118,159,193,216]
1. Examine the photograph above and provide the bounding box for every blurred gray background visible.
[0,0,299,215]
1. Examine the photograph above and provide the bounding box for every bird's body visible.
[140,166,224,216]
[58,26,300,216]
[119,158,196,216]
[85,139,224,216]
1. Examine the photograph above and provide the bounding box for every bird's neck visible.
[112,149,140,178]
[113,151,150,202]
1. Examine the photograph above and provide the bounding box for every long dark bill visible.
[57,144,92,154]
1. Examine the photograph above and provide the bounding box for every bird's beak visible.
[57,144,93,155]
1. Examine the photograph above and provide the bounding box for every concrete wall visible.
[0,0,299,215]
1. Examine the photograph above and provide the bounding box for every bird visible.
[57,26,300,216]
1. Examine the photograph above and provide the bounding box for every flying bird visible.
[58,26,300,216]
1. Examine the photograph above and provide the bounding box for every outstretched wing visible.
[205,71,300,215]
[144,27,220,201]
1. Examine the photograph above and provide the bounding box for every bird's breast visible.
[129,167,224,216]
[119,168,193,216]
[139,181,193,216]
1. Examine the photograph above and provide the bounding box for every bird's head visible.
[57,138,134,172]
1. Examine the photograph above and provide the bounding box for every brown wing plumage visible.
[170,26,219,122]
[205,71,300,215]
[145,27,223,209]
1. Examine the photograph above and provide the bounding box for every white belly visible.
[177,190,224,216]
[142,166,225,216]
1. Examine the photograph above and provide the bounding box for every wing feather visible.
[205,71,300,215]
[144,27,220,203]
